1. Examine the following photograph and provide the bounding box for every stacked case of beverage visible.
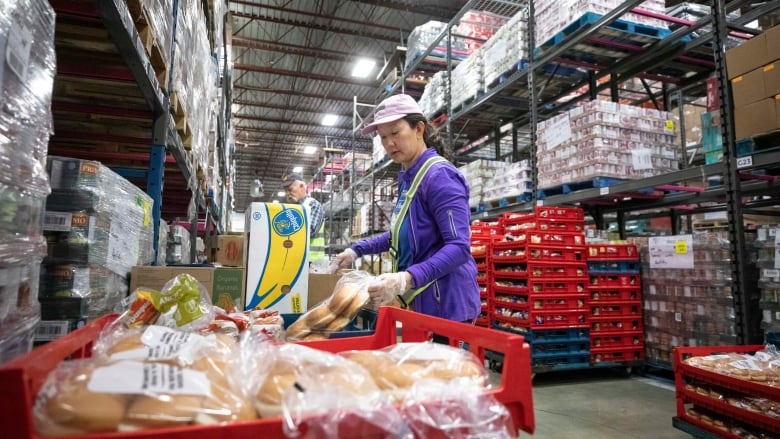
[536,100,680,189]
[752,226,780,335]
[535,0,667,48]
[482,10,529,88]
[492,207,591,371]
[458,159,507,209]
[635,232,737,367]
[40,157,155,327]
[0,0,56,363]
[418,70,449,116]
[403,21,469,70]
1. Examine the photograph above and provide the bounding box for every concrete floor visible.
[528,369,689,438]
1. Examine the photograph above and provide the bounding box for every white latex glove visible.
[329,248,357,273]
[367,272,411,307]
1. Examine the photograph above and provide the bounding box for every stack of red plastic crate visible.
[492,206,591,371]
[587,243,644,366]
[470,221,502,327]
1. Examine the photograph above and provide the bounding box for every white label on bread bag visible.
[109,326,210,364]
[88,361,211,396]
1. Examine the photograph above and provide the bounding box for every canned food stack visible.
[0,0,56,364]
[492,206,590,372]
[470,221,503,327]
[39,158,155,335]
[587,243,644,366]
[752,226,780,337]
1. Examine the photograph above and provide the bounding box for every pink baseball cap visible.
[361,94,424,134]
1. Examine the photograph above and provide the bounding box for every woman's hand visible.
[367,272,411,306]
[329,248,357,272]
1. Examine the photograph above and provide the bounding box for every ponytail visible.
[403,114,453,162]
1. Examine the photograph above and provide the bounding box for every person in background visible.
[331,94,480,324]
[282,173,325,264]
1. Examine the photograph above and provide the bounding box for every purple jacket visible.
[351,148,481,322]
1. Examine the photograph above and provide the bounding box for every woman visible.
[331,94,480,323]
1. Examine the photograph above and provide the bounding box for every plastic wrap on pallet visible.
[45,157,155,277]
[418,70,449,116]
[139,0,173,66]
[536,100,679,189]
[166,224,192,265]
[630,232,738,366]
[404,21,470,70]
[451,45,484,109]
[39,264,128,320]
[0,0,55,196]
[665,2,742,48]
[453,9,510,53]
[0,257,42,364]
[535,0,667,47]
[0,180,47,261]
[482,11,529,89]
[752,225,780,334]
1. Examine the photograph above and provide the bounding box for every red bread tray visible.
[674,345,780,436]
[0,307,535,438]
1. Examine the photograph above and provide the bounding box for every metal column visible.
[148,117,167,263]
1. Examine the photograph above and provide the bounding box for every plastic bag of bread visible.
[341,342,489,401]
[400,379,515,439]
[285,271,371,340]
[33,337,256,435]
[237,338,403,437]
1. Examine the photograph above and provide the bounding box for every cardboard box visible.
[764,62,780,97]
[307,273,343,310]
[731,68,765,108]
[766,24,780,63]
[214,235,244,267]
[726,33,767,79]
[734,97,780,138]
[244,203,309,313]
[213,267,245,311]
[129,266,215,293]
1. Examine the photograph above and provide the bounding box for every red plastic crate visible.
[531,294,588,311]
[493,310,530,326]
[0,307,536,439]
[589,273,640,288]
[527,245,586,262]
[534,206,584,220]
[493,279,528,294]
[528,262,587,278]
[590,316,643,333]
[591,302,641,317]
[493,266,528,280]
[535,218,584,233]
[529,279,588,295]
[527,231,585,246]
[675,345,780,435]
[494,293,529,307]
[586,244,639,261]
[590,287,641,302]
[475,260,488,271]
[500,212,535,226]
[529,309,588,328]
[476,271,490,284]
[591,331,643,349]
[492,241,527,263]
[591,346,644,364]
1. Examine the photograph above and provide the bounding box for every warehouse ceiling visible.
[229,0,466,210]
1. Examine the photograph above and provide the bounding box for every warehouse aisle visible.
[529,369,688,438]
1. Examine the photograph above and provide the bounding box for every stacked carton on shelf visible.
[753,226,780,335]
[633,232,737,367]
[403,21,470,70]
[482,11,529,88]
[536,100,680,190]
[418,70,449,116]
[0,0,56,362]
[535,0,667,48]
[41,158,155,324]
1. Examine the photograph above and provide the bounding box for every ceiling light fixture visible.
[292,166,303,173]
[321,114,338,126]
[352,59,376,78]
[303,145,317,154]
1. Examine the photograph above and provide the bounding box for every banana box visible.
[244,202,309,313]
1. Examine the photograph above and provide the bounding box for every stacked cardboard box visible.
[418,70,449,116]
[726,24,780,139]
[537,100,679,189]
[482,11,529,88]
[0,0,55,361]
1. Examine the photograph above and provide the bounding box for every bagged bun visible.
[328,282,363,315]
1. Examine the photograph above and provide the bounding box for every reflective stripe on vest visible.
[390,156,446,307]
[302,197,326,262]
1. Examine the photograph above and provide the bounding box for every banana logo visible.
[246,204,308,310]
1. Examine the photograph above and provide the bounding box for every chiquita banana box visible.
[244,202,309,313]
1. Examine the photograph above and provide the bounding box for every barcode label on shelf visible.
[34,321,70,342]
[6,21,32,81]
[43,212,72,232]
[536,200,544,206]
[599,187,609,196]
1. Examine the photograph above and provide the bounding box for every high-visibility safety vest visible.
[302,197,325,263]
[389,156,446,308]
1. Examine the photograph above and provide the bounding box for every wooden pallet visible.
[125,0,169,90]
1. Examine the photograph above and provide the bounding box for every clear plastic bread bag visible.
[285,270,372,340]
[33,332,255,436]
[237,335,403,438]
